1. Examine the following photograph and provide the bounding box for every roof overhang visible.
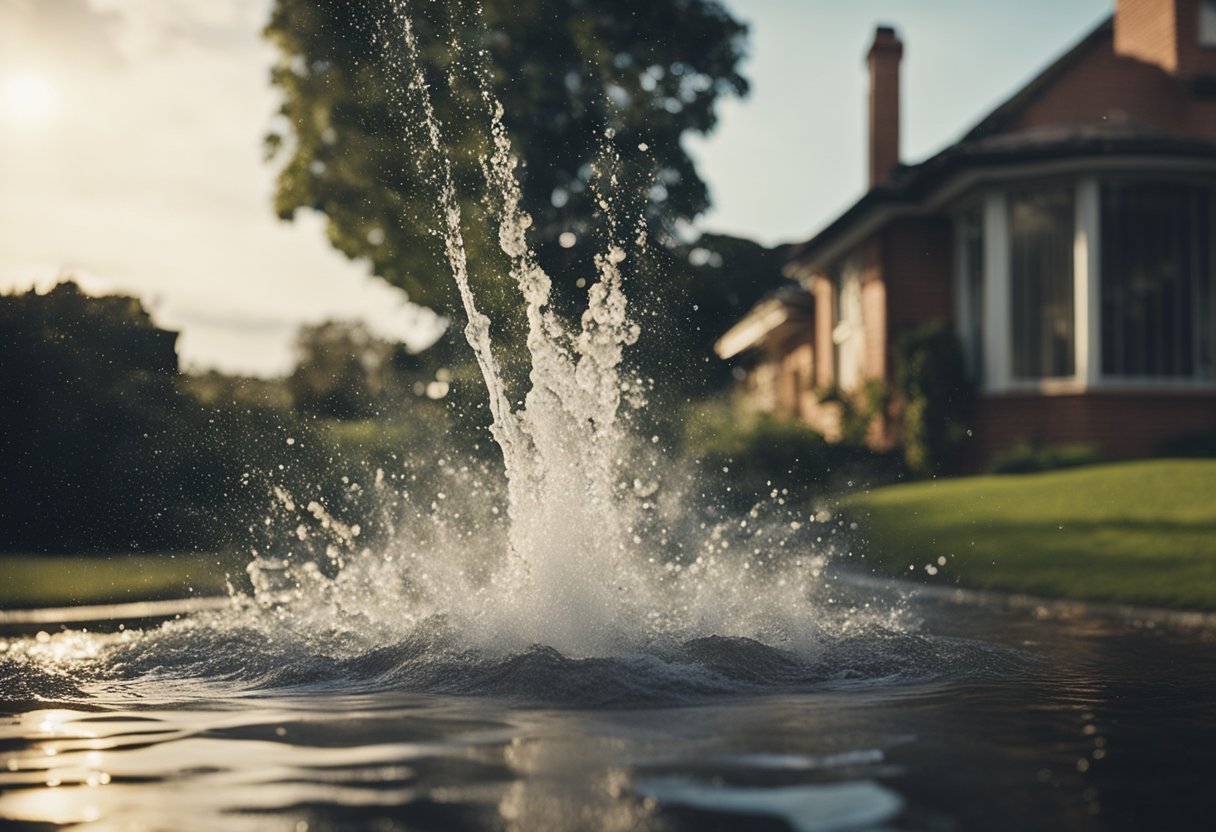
[714,289,815,359]
[784,140,1216,282]
[714,299,793,360]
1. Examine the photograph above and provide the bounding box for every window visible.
[958,207,984,382]
[1009,188,1075,380]
[1100,182,1216,380]
[1201,0,1216,47]
[957,178,1216,392]
[832,255,864,391]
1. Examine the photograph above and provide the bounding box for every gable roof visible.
[785,122,1216,278]
[782,15,1216,279]
[962,18,1113,141]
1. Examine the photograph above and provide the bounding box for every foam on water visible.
[1,602,1019,709]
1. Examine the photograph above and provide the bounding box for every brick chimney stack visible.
[1114,0,1216,80]
[867,25,903,187]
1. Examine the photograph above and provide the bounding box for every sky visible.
[0,0,1112,377]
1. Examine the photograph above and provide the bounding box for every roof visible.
[714,286,814,359]
[962,18,1113,141]
[784,15,1216,279]
[786,123,1216,277]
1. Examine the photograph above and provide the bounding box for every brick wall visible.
[965,390,1216,468]
[1018,26,1196,134]
[1173,0,1216,78]
[880,216,954,359]
[1018,6,1216,138]
[775,339,814,420]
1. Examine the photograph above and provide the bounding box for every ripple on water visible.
[1,608,1029,710]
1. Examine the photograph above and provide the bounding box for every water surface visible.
[3,578,1212,832]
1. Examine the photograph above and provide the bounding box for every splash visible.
[230,4,899,661]
[307,8,848,657]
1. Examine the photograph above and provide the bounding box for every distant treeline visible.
[0,282,459,556]
[0,238,789,556]
[1,283,279,554]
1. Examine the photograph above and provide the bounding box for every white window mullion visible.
[983,191,1010,392]
[954,214,970,362]
[1075,177,1101,387]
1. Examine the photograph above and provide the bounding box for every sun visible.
[1,71,60,130]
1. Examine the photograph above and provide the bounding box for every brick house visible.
[717,0,1216,468]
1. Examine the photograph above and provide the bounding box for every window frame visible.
[1007,184,1079,382]
[953,173,1216,395]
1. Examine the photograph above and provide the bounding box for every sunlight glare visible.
[1,71,60,130]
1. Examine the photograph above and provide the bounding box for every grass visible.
[5,459,1214,611]
[0,553,233,610]
[838,459,1216,610]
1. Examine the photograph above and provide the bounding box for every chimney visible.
[1114,0,1180,74]
[1114,0,1216,80]
[867,25,903,187]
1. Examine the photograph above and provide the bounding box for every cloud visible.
[87,0,269,60]
[0,0,443,377]
[0,0,123,73]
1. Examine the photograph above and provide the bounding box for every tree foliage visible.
[288,320,404,418]
[263,0,749,321]
[0,283,187,552]
[0,284,334,555]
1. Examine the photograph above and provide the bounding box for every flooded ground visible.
[2,576,1213,832]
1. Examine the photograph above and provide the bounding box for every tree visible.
[651,233,792,393]
[0,283,192,552]
[263,0,749,323]
[0,283,341,555]
[287,321,401,418]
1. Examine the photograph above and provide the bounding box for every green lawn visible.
[839,459,1216,610]
[0,553,232,610]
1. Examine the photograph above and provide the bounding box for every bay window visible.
[956,175,1216,391]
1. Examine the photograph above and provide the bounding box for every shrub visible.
[1157,432,1216,459]
[818,379,891,446]
[893,321,973,475]
[680,399,903,505]
[988,440,1108,474]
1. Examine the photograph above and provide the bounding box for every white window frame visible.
[954,175,1216,395]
